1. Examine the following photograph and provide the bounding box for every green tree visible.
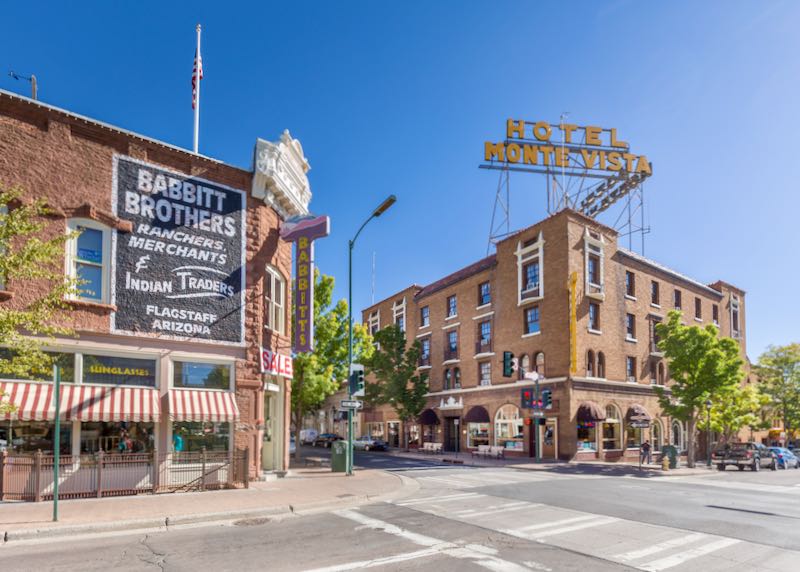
[697,383,770,445]
[365,324,428,451]
[756,343,800,439]
[654,310,744,467]
[0,186,79,400]
[290,271,373,458]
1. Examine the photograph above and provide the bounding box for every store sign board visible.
[280,215,330,353]
[260,347,294,378]
[111,156,246,344]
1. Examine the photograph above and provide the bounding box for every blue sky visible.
[2,1,797,359]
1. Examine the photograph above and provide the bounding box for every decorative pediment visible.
[252,130,312,219]
[438,396,464,410]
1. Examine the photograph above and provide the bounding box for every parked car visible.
[768,447,800,469]
[300,429,319,445]
[353,436,388,451]
[312,433,343,448]
[712,442,777,471]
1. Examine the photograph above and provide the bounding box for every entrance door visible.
[387,421,400,448]
[444,417,460,452]
[262,394,275,471]
[542,418,557,459]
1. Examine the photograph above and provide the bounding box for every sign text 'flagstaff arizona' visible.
[280,214,331,353]
[484,119,652,176]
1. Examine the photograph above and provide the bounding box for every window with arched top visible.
[518,354,530,380]
[672,420,684,451]
[534,352,546,377]
[652,419,663,451]
[494,404,524,451]
[658,362,665,385]
[453,367,461,389]
[444,369,452,390]
[264,265,286,334]
[597,352,606,379]
[587,351,595,377]
[602,404,621,450]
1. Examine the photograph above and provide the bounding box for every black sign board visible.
[111,156,246,344]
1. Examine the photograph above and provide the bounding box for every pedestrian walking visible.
[640,440,652,465]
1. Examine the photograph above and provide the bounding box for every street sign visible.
[340,400,363,410]
[630,421,650,428]
[532,410,545,418]
[524,371,540,381]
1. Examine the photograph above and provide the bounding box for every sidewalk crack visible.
[139,534,167,571]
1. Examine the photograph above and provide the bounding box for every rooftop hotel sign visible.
[280,215,330,353]
[484,120,651,176]
[111,156,246,345]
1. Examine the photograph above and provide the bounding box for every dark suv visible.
[712,442,777,471]
[312,433,343,448]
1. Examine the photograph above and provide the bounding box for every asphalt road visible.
[2,449,799,571]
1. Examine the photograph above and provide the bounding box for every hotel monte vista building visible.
[357,208,747,461]
[0,88,311,480]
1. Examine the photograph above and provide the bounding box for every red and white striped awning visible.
[168,389,239,423]
[0,382,56,421]
[61,385,161,422]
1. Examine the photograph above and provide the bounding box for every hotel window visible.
[626,356,636,382]
[524,305,540,335]
[588,302,600,331]
[392,298,406,332]
[731,295,740,337]
[587,350,595,377]
[712,304,719,326]
[453,367,461,389]
[650,281,660,306]
[444,368,452,390]
[602,405,622,450]
[584,229,604,298]
[419,338,431,365]
[478,320,491,350]
[368,310,380,336]
[83,354,157,387]
[694,297,702,320]
[658,362,666,385]
[518,354,530,380]
[625,271,635,297]
[534,352,546,377]
[674,289,682,310]
[478,282,491,306]
[597,352,605,378]
[446,295,457,318]
[173,361,231,390]
[626,314,636,340]
[420,306,430,328]
[479,361,491,386]
[650,361,657,384]
[516,231,544,303]
[446,330,458,359]
[494,404,523,450]
[67,219,110,303]
[264,266,286,334]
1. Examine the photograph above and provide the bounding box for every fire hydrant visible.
[662,455,670,471]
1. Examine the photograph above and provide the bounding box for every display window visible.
[80,421,155,454]
[0,350,75,383]
[577,422,597,450]
[602,405,622,450]
[467,422,490,447]
[172,421,230,452]
[173,361,230,390]
[494,405,524,450]
[0,421,72,454]
[83,354,156,387]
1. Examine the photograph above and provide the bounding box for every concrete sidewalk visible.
[0,467,416,542]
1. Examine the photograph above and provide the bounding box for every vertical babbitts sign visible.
[111,156,246,344]
[280,215,330,352]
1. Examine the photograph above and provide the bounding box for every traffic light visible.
[542,388,552,409]
[349,363,365,397]
[502,351,515,378]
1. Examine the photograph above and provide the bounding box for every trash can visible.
[331,440,349,473]
[661,445,679,469]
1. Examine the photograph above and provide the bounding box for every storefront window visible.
[602,405,621,450]
[0,350,75,383]
[172,421,230,452]
[494,405,523,451]
[625,423,643,449]
[672,420,684,451]
[173,361,230,390]
[652,420,663,451]
[80,421,155,453]
[0,421,72,454]
[83,354,156,387]
[467,422,490,447]
[408,424,420,446]
[577,422,597,451]
[366,422,384,439]
[422,425,435,444]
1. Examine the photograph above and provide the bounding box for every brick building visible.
[0,89,310,479]
[358,208,747,461]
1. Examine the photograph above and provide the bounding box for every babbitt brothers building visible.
[359,209,747,462]
[0,88,311,489]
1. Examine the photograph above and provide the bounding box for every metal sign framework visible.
[480,118,652,254]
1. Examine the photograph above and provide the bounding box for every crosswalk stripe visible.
[638,537,741,571]
[396,493,481,506]
[615,532,708,561]
[531,516,619,539]
[517,514,599,531]
[457,502,539,518]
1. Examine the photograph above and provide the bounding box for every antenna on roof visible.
[8,71,37,100]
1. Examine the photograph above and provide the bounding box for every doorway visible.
[444,417,460,452]
[387,421,400,448]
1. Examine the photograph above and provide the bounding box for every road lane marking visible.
[638,537,741,571]
[614,532,708,561]
[304,547,444,571]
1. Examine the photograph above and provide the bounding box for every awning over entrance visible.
[626,404,652,423]
[577,401,606,422]
[463,406,490,423]
[62,385,161,422]
[418,408,440,425]
[0,382,56,421]
[168,389,239,422]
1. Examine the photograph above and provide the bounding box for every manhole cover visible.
[233,517,272,527]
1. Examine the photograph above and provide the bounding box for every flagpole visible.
[193,23,201,154]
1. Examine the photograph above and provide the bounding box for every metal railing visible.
[418,354,431,367]
[444,347,459,361]
[475,338,492,354]
[0,448,249,502]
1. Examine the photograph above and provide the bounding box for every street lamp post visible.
[705,398,713,468]
[347,195,396,476]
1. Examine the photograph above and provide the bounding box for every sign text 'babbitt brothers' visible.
[484,120,651,176]
[112,156,246,344]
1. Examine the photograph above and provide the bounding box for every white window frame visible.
[392,297,406,332]
[0,204,6,290]
[368,310,381,336]
[516,231,545,305]
[446,295,458,318]
[479,361,491,386]
[169,355,235,392]
[730,295,741,338]
[264,265,286,335]
[66,218,111,303]
[420,305,430,328]
[583,229,604,300]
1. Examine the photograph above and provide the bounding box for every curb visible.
[2,470,419,544]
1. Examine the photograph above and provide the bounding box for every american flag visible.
[192,47,203,110]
